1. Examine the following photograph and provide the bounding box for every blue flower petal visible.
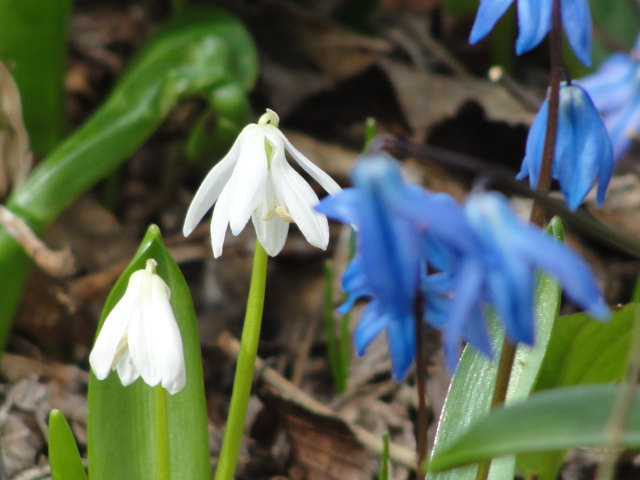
[464,194,536,344]
[314,188,361,226]
[387,314,416,381]
[561,0,592,66]
[337,255,372,314]
[353,156,421,316]
[518,99,549,188]
[577,53,637,112]
[516,0,553,55]
[602,89,640,160]
[443,259,485,371]
[555,85,614,209]
[353,301,388,355]
[508,224,610,320]
[469,0,515,45]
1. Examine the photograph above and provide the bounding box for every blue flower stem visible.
[154,384,170,480]
[478,3,564,480]
[530,0,563,227]
[214,241,268,480]
[414,292,428,474]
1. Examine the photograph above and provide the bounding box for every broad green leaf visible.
[426,218,564,480]
[87,225,209,480]
[0,0,71,154]
[0,5,258,354]
[429,384,640,472]
[49,410,88,480]
[535,304,634,391]
[516,303,636,480]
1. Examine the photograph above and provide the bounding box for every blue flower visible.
[469,0,592,66]
[438,191,610,368]
[316,154,461,380]
[577,35,640,160]
[517,82,614,211]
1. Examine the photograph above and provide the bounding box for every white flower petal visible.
[210,185,232,258]
[270,149,329,250]
[128,272,178,388]
[149,276,186,395]
[252,212,289,256]
[266,126,342,195]
[226,126,268,235]
[89,273,143,380]
[116,349,140,386]
[182,130,243,237]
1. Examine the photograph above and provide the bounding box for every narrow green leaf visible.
[49,410,88,480]
[426,218,564,480]
[0,5,258,354]
[429,384,640,472]
[0,0,71,154]
[87,225,209,480]
[425,315,503,480]
[379,431,390,480]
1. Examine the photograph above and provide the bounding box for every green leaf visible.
[0,5,258,355]
[426,218,564,480]
[516,303,635,480]
[428,384,640,472]
[0,0,72,154]
[535,304,634,391]
[87,225,209,480]
[49,410,88,480]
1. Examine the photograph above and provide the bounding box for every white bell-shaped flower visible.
[183,109,341,257]
[89,259,186,395]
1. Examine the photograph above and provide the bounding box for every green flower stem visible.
[215,241,268,480]
[154,384,170,480]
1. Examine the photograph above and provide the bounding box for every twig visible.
[217,331,417,470]
[488,66,541,112]
[0,205,76,278]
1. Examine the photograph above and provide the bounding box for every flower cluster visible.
[89,259,186,394]
[470,0,593,66]
[517,83,614,210]
[183,109,341,257]
[578,34,640,160]
[318,155,609,378]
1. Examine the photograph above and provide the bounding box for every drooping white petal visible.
[210,184,233,258]
[225,125,268,235]
[89,274,143,380]
[252,213,289,256]
[267,126,342,195]
[129,272,176,386]
[252,170,289,256]
[182,130,243,237]
[148,276,186,395]
[116,349,140,386]
[270,144,329,250]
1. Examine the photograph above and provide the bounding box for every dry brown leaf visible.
[249,0,392,116]
[259,386,371,480]
[376,57,534,142]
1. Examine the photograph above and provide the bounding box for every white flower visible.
[89,259,186,395]
[183,109,342,257]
